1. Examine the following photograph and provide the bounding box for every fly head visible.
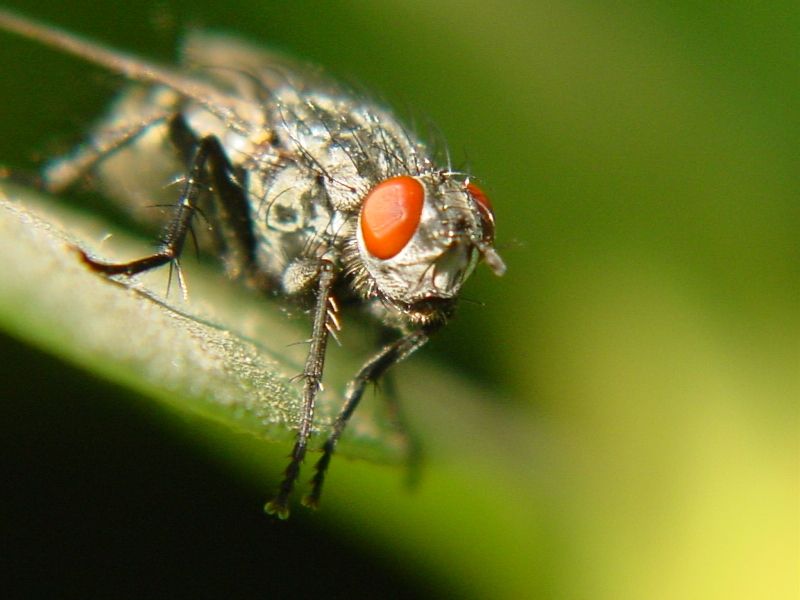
[351,171,506,326]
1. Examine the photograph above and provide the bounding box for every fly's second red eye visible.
[466,182,495,242]
[360,176,425,259]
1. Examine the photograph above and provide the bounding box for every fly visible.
[0,9,506,518]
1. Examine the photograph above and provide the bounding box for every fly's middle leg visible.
[79,114,256,279]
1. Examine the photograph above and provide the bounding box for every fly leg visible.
[1,112,169,192]
[43,111,170,193]
[381,376,424,490]
[303,324,439,509]
[166,115,256,280]
[79,114,255,278]
[265,261,335,519]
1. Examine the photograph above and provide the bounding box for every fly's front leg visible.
[303,323,440,509]
[265,261,336,519]
[79,114,254,278]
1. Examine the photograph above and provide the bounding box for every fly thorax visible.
[249,163,335,280]
[269,90,408,214]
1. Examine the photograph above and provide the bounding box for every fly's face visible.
[355,172,504,323]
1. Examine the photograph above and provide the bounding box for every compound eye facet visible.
[466,182,496,242]
[360,176,425,259]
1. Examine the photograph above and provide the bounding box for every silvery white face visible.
[354,172,504,321]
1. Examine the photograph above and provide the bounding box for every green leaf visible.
[0,184,543,599]
[0,185,407,463]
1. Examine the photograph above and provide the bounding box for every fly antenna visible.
[479,243,507,276]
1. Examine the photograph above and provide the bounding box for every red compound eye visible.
[466,182,496,241]
[360,176,425,259]
[466,182,492,214]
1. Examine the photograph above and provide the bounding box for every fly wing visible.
[181,31,348,101]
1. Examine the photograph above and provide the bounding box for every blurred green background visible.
[0,0,796,598]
